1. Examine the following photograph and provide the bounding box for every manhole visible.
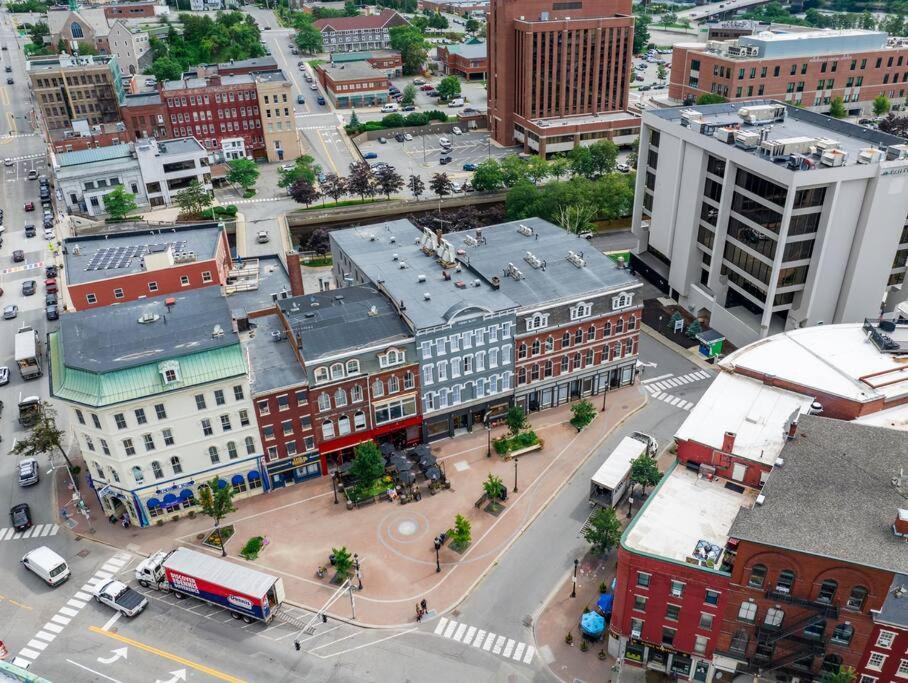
[76,549,90,558]
[397,520,418,536]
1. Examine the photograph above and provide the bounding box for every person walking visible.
[420,598,428,612]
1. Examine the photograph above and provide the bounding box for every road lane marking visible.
[492,635,505,654]
[503,638,515,658]
[309,629,416,659]
[19,648,40,659]
[43,623,63,633]
[522,645,536,663]
[101,612,121,632]
[442,620,457,638]
[34,631,55,643]
[88,627,247,683]
[26,640,47,651]
[452,623,467,642]
[8,599,32,610]
[307,631,360,652]
[51,615,71,625]
[59,607,79,617]
[472,629,486,647]
[433,617,448,635]
[66,659,123,683]
[74,592,92,601]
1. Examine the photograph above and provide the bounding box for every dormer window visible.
[330,363,345,380]
[379,348,405,368]
[525,312,549,331]
[570,302,593,320]
[612,292,634,310]
[159,360,180,384]
[314,367,329,383]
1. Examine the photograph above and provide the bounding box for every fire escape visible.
[752,591,838,678]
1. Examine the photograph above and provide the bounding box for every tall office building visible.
[630,100,908,346]
[487,0,640,155]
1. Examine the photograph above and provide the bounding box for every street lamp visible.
[354,553,362,590]
[627,496,635,519]
[601,380,609,412]
[571,558,579,598]
[332,472,339,505]
[434,537,442,573]
[513,458,518,493]
[485,419,492,458]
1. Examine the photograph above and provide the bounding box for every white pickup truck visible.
[93,579,148,618]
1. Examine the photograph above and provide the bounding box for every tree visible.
[482,473,504,502]
[343,0,359,16]
[630,452,661,498]
[583,507,622,556]
[407,174,425,200]
[555,203,597,235]
[350,440,385,485]
[450,514,472,549]
[150,56,184,82]
[686,319,703,338]
[828,96,847,119]
[548,156,572,180]
[820,666,857,683]
[401,83,417,106]
[660,11,677,26]
[346,161,375,202]
[505,405,528,436]
[656,63,667,81]
[306,228,331,254]
[278,154,321,188]
[633,13,651,54]
[12,402,77,478]
[569,141,617,180]
[879,113,908,136]
[27,21,48,48]
[627,137,640,169]
[570,399,597,431]
[374,164,404,199]
[428,11,448,29]
[695,93,728,105]
[103,185,138,220]
[321,173,347,203]
[471,159,504,192]
[429,172,454,200]
[331,546,354,581]
[226,157,260,193]
[436,75,462,101]
[499,155,529,187]
[175,180,213,216]
[290,179,320,207]
[873,93,891,117]
[465,17,479,33]
[348,110,361,131]
[390,24,429,75]
[198,477,237,557]
[525,155,550,185]
[295,23,323,54]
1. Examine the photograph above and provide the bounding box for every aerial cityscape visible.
[0,0,906,680]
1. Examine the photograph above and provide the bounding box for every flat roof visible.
[852,403,908,431]
[243,313,307,395]
[623,463,758,567]
[279,285,411,361]
[876,574,908,628]
[447,218,639,307]
[320,61,387,81]
[528,110,640,128]
[254,70,289,84]
[445,41,486,59]
[330,219,518,330]
[59,287,236,373]
[675,372,815,465]
[730,415,908,574]
[719,323,908,404]
[63,223,222,285]
[154,137,205,156]
[27,53,115,72]
[122,92,162,107]
[225,256,292,315]
[56,143,133,168]
[218,56,278,71]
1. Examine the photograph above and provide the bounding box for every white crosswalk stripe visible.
[0,523,60,542]
[644,370,713,412]
[432,617,535,665]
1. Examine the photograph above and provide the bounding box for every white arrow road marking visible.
[155,669,187,683]
[97,647,127,665]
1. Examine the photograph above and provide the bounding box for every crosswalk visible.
[230,196,287,205]
[643,370,712,412]
[0,523,60,542]
[1,152,43,162]
[433,617,535,665]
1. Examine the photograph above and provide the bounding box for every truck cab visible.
[135,551,168,589]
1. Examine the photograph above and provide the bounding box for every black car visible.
[46,264,58,278]
[22,280,36,296]
[10,503,32,532]
[24,224,35,238]
[401,105,416,112]
[439,156,452,165]
[46,305,59,321]
[394,133,405,142]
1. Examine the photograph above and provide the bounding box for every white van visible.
[448,97,465,108]
[21,546,70,586]
[380,102,399,113]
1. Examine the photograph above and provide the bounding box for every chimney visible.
[722,431,736,453]
[287,251,305,297]
[787,419,798,439]
[894,509,908,538]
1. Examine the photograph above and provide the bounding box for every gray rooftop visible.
[219,56,278,71]
[730,415,908,574]
[876,574,908,628]
[330,219,518,330]
[122,92,162,107]
[448,218,638,307]
[59,287,236,373]
[63,222,222,285]
[320,61,388,81]
[244,313,308,395]
[445,41,487,59]
[254,70,289,84]
[155,137,205,156]
[225,256,292,315]
[279,285,411,361]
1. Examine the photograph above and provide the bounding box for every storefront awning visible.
[247,470,261,480]
[231,474,245,486]
[162,493,178,505]
[146,497,160,508]
[180,489,194,501]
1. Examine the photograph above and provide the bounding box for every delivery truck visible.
[135,547,285,624]
[588,432,658,508]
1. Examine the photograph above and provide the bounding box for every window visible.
[100,439,110,456]
[227,441,238,459]
[151,461,163,479]
[214,389,226,406]
[277,395,290,412]
[220,415,232,431]
[866,653,886,671]
[337,415,351,436]
[245,436,256,454]
[380,349,405,367]
[776,570,795,594]
[897,659,908,677]
[295,389,308,406]
[666,604,680,621]
[135,408,147,425]
[695,611,713,630]
[738,601,757,622]
[155,403,167,420]
[847,586,868,610]
[876,631,897,648]
[633,595,647,611]
[571,302,593,320]
[525,312,550,331]
[575,329,583,344]
[132,466,144,483]
[171,456,183,474]
[114,413,127,430]
[764,607,784,628]
[258,400,271,416]
[209,446,220,464]
[748,564,767,588]
[282,419,293,436]
[113,288,125,300]
[612,292,633,309]
[636,572,651,588]
[84,435,95,452]
[195,394,207,410]
[350,385,363,403]
[202,271,213,283]
[162,428,174,446]
[662,627,676,647]
[314,367,329,383]
[346,360,360,375]
[817,579,838,603]
[694,635,708,655]
[423,365,434,385]
[233,385,244,401]
[730,629,748,654]
[143,434,155,451]
[588,325,596,341]
[705,589,720,605]
[317,393,331,412]
[404,372,414,390]
[180,275,190,286]
[201,419,213,436]
[830,623,853,645]
[123,439,136,456]
[75,409,86,425]
[322,419,335,440]
[670,580,684,597]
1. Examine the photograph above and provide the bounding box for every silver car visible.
[18,458,39,487]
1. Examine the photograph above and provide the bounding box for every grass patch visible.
[242,189,256,199]
[240,536,264,560]
[24,43,54,56]
[307,58,324,69]
[302,255,333,267]
[202,205,238,219]
[493,430,540,456]
[606,250,630,264]
[298,198,384,211]
[348,478,389,503]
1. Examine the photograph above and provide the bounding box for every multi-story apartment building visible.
[854,573,908,683]
[53,143,145,217]
[135,137,213,207]
[670,29,908,117]
[254,70,301,163]
[447,218,641,413]
[487,0,640,155]
[107,20,152,76]
[630,100,908,346]
[438,41,487,80]
[49,288,266,527]
[330,220,518,440]
[314,9,409,54]
[61,222,231,310]
[121,92,170,140]
[315,62,390,108]
[28,54,125,133]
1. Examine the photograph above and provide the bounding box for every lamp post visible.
[354,553,362,590]
[332,472,339,505]
[601,380,609,412]
[434,537,442,573]
[485,419,492,458]
[513,458,518,493]
[627,495,635,519]
[571,558,579,598]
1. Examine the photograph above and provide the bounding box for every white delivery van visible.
[380,102,399,113]
[21,546,71,586]
[448,97,465,107]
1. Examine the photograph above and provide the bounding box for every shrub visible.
[580,639,589,652]
[240,535,264,560]
[425,109,448,122]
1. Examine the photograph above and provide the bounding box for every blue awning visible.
[179,489,194,501]
[247,470,261,480]
[216,479,228,489]
[162,493,178,505]
[231,474,244,485]
[146,497,160,508]
[597,593,614,615]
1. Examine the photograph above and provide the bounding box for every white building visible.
[53,143,146,217]
[631,100,908,346]
[107,20,152,76]
[135,137,212,208]
[189,0,224,9]
[49,288,266,528]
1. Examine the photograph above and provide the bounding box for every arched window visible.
[574,328,583,344]
[604,321,612,336]
[616,318,625,333]
[372,379,384,397]
[388,375,400,393]
[830,623,854,645]
[628,315,637,330]
[245,436,256,454]
[764,607,784,628]
[561,355,569,372]
[562,331,571,348]
[351,384,363,402]
[531,339,541,355]
[737,601,757,622]
[817,579,838,604]
[775,569,796,594]
[518,343,527,359]
[337,415,351,436]
[846,586,868,610]
[544,360,553,377]
[314,367,329,383]
[573,352,582,369]
[345,360,360,375]
[208,446,220,463]
[71,21,84,39]
[517,367,526,385]
[132,466,144,483]
[729,629,748,654]
[588,325,596,340]
[545,336,554,352]
[93,462,105,480]
[109,467,121,483]
[322,419,335,440]
[151,461,163,479]
[748,564,767,588]
[170,456,182,474]
[227,441,238,459]
[354,410,366,430]
[334,388,347,407]
[317,393,331,412]
[820,654,842,674]
[330,363,344,380]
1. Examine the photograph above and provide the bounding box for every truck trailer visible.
[14,326,42,380]
[135,547,285,624]
[588,433,658,508]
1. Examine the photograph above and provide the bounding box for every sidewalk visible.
[56,387,646,628]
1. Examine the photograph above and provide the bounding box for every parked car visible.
[463,163,477,171]
[3,304,17,319]
[401,105,416,112]
[438,136,451,147]
[46,304,59,321]
[27,169,38,180]
[12,250,24,262]
[256,231,270,244]
[22,280,36,296]
[378,136,388,144]
[0,366,8,385]
[309,83,318,90]
[463,182,474,192]
[18,458,39,487]
[452,127,463,135]
[21,547,70,587]
[24,224,36,238]
[363,152,378,160]
[404,133,413,141]
[439,156,452,165]
[5,78,12,85]
[451,181,463,192]
[24,201,34,211]
[44,227,55,240]
[45,264,58,278]
[297,95,305,104]
[426,89,439,97]
[46,293,57,306]
[617,163,630,173]
[394,133,405,142]
[45,278,58,293]
[639,85,651,91]
[3,158,12,167]
[420,84,434,91]
[413,77,426,85]
[10,503,32,532]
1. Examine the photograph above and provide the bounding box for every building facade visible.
[121,93,170,139]
[107,20,152,76]
[47,7,112,55]
[49,121,130,154]
[438,41,487,80]
[52,143,145,217]
[49,288,266,528]
[853,573,908,683]
[630,100,908,347]
[135,137,213,207]
[314,10,409,54]
[487,0,640,154]
[255,71,301,163]
[315,62,390,108]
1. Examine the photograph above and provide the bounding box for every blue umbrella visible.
[580,611,605,638]
[597,593,614,616]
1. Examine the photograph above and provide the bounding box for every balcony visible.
[764,590,839,618]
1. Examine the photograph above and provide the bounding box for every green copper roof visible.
[50,332,248,407]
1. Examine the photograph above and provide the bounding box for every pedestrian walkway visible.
[231,196,286,205]
[0,523,59,542]
[641,370,712,411]
[1,152,43,161]
[433,617,535,665]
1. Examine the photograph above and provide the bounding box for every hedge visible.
[346,109,448,135]
[200,205,238,219]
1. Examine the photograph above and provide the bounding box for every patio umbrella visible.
[580,611,605,638]
[412,444,431,459]
[424,465,442,481]
[418,453,437,470]
[597,593,614,617]
[398,469,416,485]
[391,455,412,471]
[380,442,397,458]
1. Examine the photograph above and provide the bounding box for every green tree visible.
[828,96,847,118]
[873,93,891,117]
[505,405,528,436]
[695,93,728,105]
[686,318,703,338]
[390,24,429,75]
[295,23,323,54]
[633,13,651,54]
[525,155,550,185]
[103,185,138,220]
[583,507,622,556]
[660,11,677,26]
[428,11,449,29]
[174,180,213,216]
[198,477,237,557]
[401,83,417,105]
[331,546,354,581]
[348,109,361,131]
[465,17,479,33]
[12,402,77,477]
[150,56,183,82]
[289,179,320,207]
[27,21,48,47]
[570,399,597,431]
[555,203,597,235]
[588,140,618,177]
[630,452,662,497]
[76,41,97,55]
[499,155,530,187]
[350,440,385,485]
[548,156,572,180]
[471,159,504,192]
[278,154,321,188]
[820,667,857,683]
[227,158,260,193]
[343,1,359,16]
[407,174,425,200]
[504,180,542,219]
[627,137,640,169]
[656,63,667,81]
[483,473,504,501]
[450,514,472,549]
[436,75,462,101]
[56,38,66,54]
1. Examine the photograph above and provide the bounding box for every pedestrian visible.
[416,609,423,623]
[420,598,427,612]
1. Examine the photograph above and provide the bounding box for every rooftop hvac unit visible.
[464,234,478,247]
[820,149,848,167]
[713,126,738,144]
[399,261,407,269]
[566,250,586,268]
[857,148,884,164]
[738,104,785,125]
[813,137,840,154]
[680,109,703,127]
[734,129,761,150]
[759,136,815,161]
[417,274,426,282]
[423,292,431,300]
[524,251,542,269]
[517,223,533,237]
[886,143,908,161]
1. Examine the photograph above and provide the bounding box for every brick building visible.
[314,9,409,53]
[328,50,403,77]
[315,62,390,108]
[49,121,130,153]
[255,70,302,163]
[854,573,908,683]
[121,92,170,140]
[61,223,230,310]
[487,0,640,155]
[103,2,163,20]
[669,29,908,117]
[438,41,487,80]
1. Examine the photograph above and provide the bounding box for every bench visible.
[474,492,489,509]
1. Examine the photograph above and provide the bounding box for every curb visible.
[640,324,714,371]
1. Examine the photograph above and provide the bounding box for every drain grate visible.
[76,549,91,558]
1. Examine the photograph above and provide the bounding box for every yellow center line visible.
[88,626,246,683]
[7,599,32,611]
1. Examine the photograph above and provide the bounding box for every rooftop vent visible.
[399,261,407,269]
[505,262,524,280]
[137,313,159,324]
[212,324,224,338]
[473,279,481,287]
[464,234,478,247]
[517,223,534,237]
[524,251,543,269]
[455,280,466,289]
[368,233,377,241]
[417,274,426,282]
[368,305,379,316]
[809,401,823,415]
[566,250,586,268]
[389,235,396,243]
[392,253,399,260]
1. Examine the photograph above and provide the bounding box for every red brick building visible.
[62,223,231,311]
[438,41,487,80]
[488,0,640,155]
[49,122,131,153]
[853,573,908,683]
[120,92,170,140]
[103,2,159,20]
[315,62,390,108]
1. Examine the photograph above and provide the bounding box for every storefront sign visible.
[155,480,194,495]
[97,484,113,498]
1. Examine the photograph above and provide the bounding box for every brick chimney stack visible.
[287,251,305,297]
[722,431,736,453]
